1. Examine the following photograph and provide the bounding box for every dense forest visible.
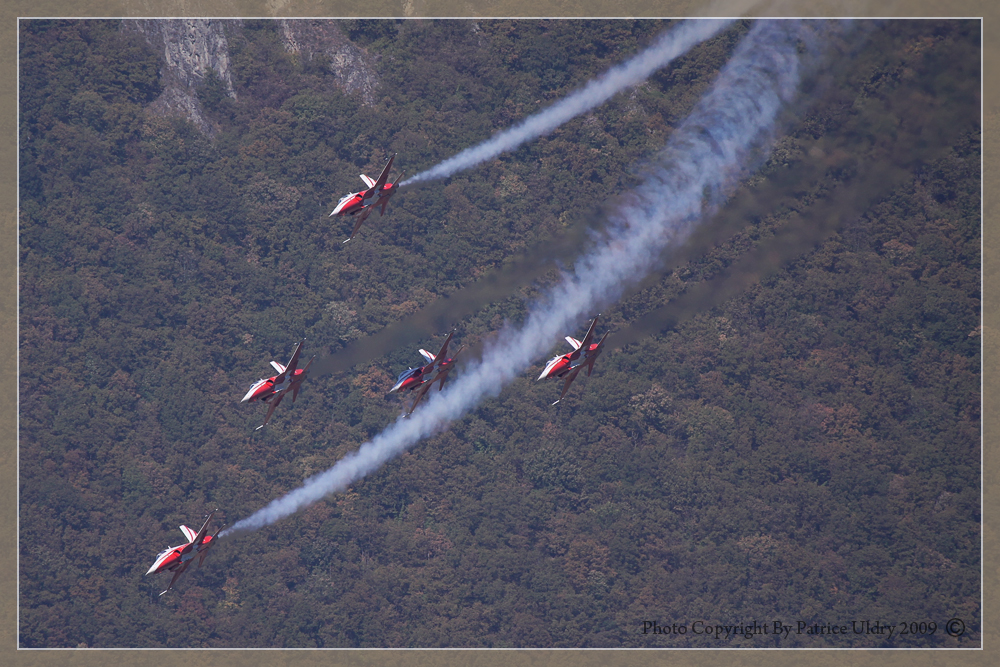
[19,19,979,647]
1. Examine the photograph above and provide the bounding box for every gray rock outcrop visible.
[278,20,379,106]
[122,19,381,135]
[123,19,237,135]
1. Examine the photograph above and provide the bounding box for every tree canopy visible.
[19,19,980,648]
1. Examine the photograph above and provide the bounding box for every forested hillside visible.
[19,19,979,647]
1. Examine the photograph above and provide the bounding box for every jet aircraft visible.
[242,340,314,430]
[406,344,465,416]
[538,315,608,404]
[389,331,456,396]
[538,315,600,382]
[146,510,222,596]
[329,154,404,243]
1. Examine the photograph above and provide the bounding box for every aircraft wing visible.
[190,510,217,547]
[431,331,455,368]
[256,393,284,431]
[159,560,191,596]
[406,379,435,417]
[578,315,600,351]
[435,346,464,390]
[363,153,395,199]
[344,204,373,243]
[276,340,305,381]
[553,364,584,405]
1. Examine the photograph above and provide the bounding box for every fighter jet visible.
[406,345,465,416]
[329,154,403,242]
[550,331,609,405]
[538,315,600,382]
[538,315,607,405]
[242,340,314,430]
[389,331,456,396]
[146,510,223,596]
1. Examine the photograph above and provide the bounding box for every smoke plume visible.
[223,21,815,539]
[401,19,734,187]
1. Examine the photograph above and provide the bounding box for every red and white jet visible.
[406,343,465,416]
[242,340,314,430]
[389,330,456,396]
[146,510,222,596]
[538,315,608,404]
[329,154,404,243]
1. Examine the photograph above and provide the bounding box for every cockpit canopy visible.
[396,368,420,383]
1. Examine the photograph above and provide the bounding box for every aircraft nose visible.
[145,562,158,575]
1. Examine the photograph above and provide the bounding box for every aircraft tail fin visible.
[565,336,582,350]
[437,346,464,390]
[586,332,610,376]
[360,174,376,188]
[418,349,436,364]
[198,526,224,568]
[270,361,286,374]
[293,356,314,403]
[378,171,404,216]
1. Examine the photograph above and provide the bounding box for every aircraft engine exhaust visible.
[222,21,830,540]
[400,19,734,188]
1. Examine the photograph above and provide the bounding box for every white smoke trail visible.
[401,18,734,187]
[223,20,813,539]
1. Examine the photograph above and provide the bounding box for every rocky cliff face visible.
[122,19,381,135]
[123,19,237,135]
[278,20,380,106]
